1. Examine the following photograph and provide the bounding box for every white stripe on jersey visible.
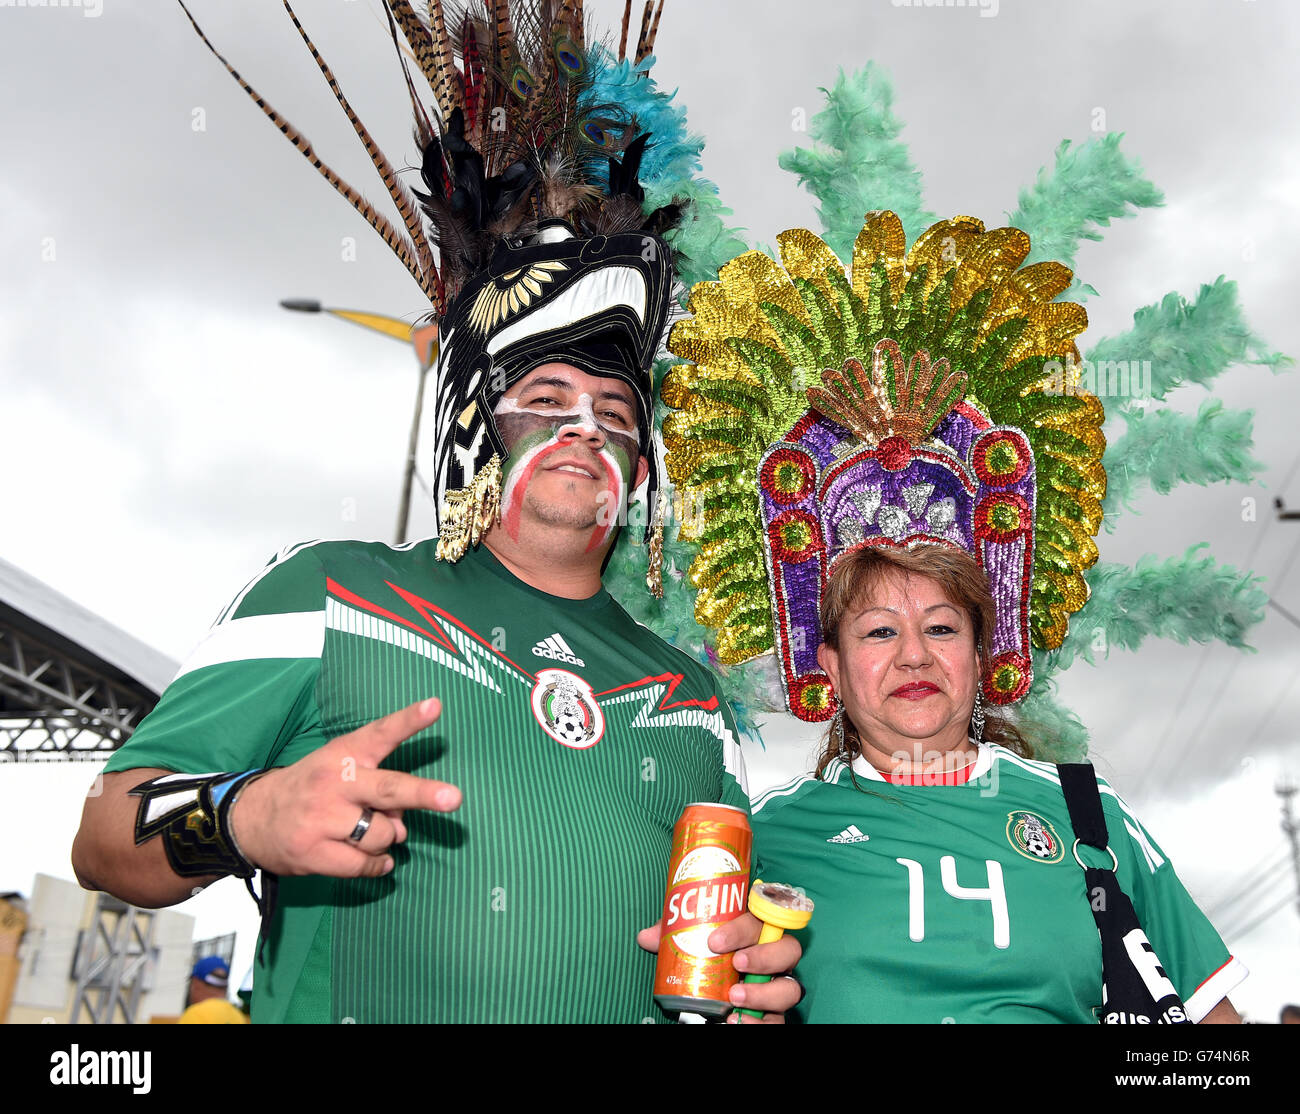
[1123,818,1163,874]
[752,770,819,813]
[214,539,328,627]
[174,610,326,681]
[617,612,749,795]
[724,735,749,797]
[1184,956,1249,1024]
[213,535,431,627]
[1097,779,1161,861]
[327,600,507,695]
[988,745,1062,786]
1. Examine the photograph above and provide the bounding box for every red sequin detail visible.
[790,673,836,722]
[985,650,1032,703]
[973,492,1031,544]
[760,448,815,505]
[973,431,1030,487]
[768,509,824,564]
[877,436,912,471]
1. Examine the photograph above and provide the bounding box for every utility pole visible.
[280,300,439,545]
[1280,777,1300,919]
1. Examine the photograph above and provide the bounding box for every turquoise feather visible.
[1101,400,1264,527]
[1039,548,1268,676]
[1008,133,1162,298]
[1086,276,1291,409]
[778,64,936,259]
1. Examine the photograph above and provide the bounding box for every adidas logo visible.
[827,824,870,844]
[532,633,585,668]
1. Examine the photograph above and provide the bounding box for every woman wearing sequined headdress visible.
[662,213,1246,1023]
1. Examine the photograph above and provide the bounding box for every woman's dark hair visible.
[814,544,1033,779]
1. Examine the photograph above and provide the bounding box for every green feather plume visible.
[1008,134,1162,295]
[778,64,935,260]
[1038,547,1268,675]
[1101,400,1264,526]
[1012,677,1091,763]
[1086,276,1291,410]
[647,177,750,292]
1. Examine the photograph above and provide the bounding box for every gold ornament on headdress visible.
[646,490,668,598]
[435,454,503,562]
[663,212,1107,664]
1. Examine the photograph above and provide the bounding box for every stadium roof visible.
[0,557,176,699]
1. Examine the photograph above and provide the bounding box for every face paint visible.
[493,392,640,546]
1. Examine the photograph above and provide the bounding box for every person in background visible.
[178,956,248,1025]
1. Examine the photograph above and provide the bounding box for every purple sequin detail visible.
[782,555,825,678]
[820,453,974,559]
[981,536,1027,656]
[759,407,1039,708]
[933,408,977,460]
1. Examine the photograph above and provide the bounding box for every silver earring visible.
[971,688,985,744]
[833,696,847,756]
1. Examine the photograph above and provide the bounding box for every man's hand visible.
[231,697,462,878]
[636,912,803,1023]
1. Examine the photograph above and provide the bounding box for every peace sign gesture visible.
[230,698,462,878]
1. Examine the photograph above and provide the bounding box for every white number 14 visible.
[895,856,1010,949]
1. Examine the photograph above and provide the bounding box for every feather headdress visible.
[178,0,679,317]
[178,0,687,564]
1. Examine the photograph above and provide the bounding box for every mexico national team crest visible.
[1006,810,1065,863]
[530,669,605,749]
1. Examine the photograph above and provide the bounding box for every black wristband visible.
[129,770,266,879]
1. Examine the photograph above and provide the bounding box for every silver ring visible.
[348,807,374,843]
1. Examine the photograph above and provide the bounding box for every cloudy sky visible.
[2,0,1297,1021]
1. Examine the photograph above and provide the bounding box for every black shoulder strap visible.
[1057,762,1108,850]
[1055,761,1192,1024]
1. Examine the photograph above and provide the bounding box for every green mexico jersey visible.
[751,746,1245,1024]
[105,538,747,1023]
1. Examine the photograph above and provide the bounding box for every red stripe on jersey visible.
[326,578,454,651]
[1193,956,1235,992]
[596,671,719,712]
[384,580,535,679]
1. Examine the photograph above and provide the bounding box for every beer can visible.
[653,802,753,1017]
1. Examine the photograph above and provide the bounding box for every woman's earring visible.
[833,696,847,757]
[971,687,985,745]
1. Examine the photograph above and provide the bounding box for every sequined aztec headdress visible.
[179,0,685,573]
[662,211,1107,721]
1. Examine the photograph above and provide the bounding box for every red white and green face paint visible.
[493,371,641,551]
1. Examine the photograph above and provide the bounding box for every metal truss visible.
[69,893,158,1025]
[0,623,157,761]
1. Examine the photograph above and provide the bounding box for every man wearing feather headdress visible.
[72,1,801,1023]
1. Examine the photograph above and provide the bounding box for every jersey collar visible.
[850,742,994,786]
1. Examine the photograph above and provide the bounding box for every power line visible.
[1133,654,1212,800]
[1269,597,1300,630]
[1219,888,1298,944]
[1202,841,1288,919]
[1135,501,1300,797]
[1274,545,1300,597]
[1212,857,1294,935]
